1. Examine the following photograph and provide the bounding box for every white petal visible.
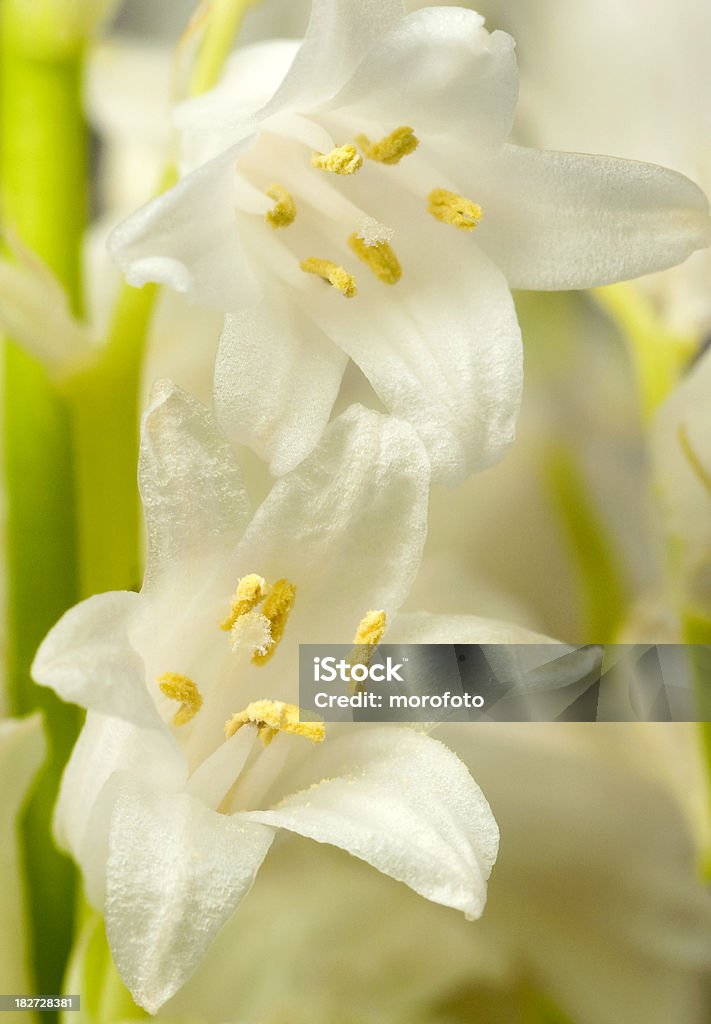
[139,381,251,590]
[233,405,430,638]
[475,144,711,289]
[108,143,260,311]
[54,712,186,899]
[330,7,517,155]
[0,715,46,996]
[302,230,522,482]
[31,592,159,728]
[214,300,347,475]
[266,0,405,110]
[105,775,274,1013]
[174,40,301,169]
[387,610,559,645]
[241,726,498,919]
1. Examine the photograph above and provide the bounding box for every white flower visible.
[31,382,511,1013]
[0,715,46,1000]
[164,723,711,1024]
[109,1,711,483]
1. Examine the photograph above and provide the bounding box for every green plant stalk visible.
[681,613,711,877]
[594,283,696,423]
[544,446,627,643]
[0,1,87,1001]
[189,0,260,95]
[62,281,158,597]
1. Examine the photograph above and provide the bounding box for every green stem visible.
[188,0,260,96]
[681,614,711,878]
[594,284,696,423]
[544,446,627,643]
[62,282,158,597]
[1,0,87,1003]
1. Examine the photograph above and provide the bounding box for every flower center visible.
[237,121,483,299]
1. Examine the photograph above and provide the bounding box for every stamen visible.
[348,234,401,286]
[357,126,419,165]
[311,144,363,176]
[300,258,357,299]
[253,579,297,665]
[221,574,267,631]
[158,672,203,726]
[225,699,325,747]
[265,184,296,229]
[353,609,387,649]
[348,610,387,695]
[428,188,483,231]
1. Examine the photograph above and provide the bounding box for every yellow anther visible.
[357,126,419,165]
[157,673,203,727]
[221,574,267,631]
[265,183,296,229]
[311,144,363,175]
[428,188,483,231]
[348,234,402,286]
[225,700,325,747]
[353,609,387,649]
[348,610,387,695]
[253,579,297,665]
[300,258,357,298]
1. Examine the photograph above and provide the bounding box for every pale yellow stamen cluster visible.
[266,124,483,295]
[428,188,483,231]
[222,574,297,664]
[220,573,267,631]
[311,144,363,176]
[348,610,387,694]
[265,183,296,229]
[357,126,419,165]
[157,672,204,727]
[225,699,325,747]
[300,257,357,298]
[348,234,401,286]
